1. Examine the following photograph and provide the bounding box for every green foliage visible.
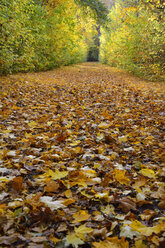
[0,0,97,74]
[99,1,165,81]
[0,0,36,74]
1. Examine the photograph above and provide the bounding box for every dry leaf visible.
[130,220,165,236]
[28,121,37,128]
[39,169,68,180]
[113,169,130,185]
[139,169,156,178]
[118,197,136,213]
[44,180,59,192]
[74,224,93,240]
[72,210,91,223]
[40,196,65,210]
[93,237,129,248]
[65,233,84,248]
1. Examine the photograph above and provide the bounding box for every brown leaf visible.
[44,180,59,192]
[117,197,136,213]
[9,176,24,192]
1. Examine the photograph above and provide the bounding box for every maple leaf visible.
[117,197,136,213]
[49,234,61,245]
[70,140,81,147]
[93,237,129,248]
[72,210,91,223]
[74,224,93,240]
[113,169,130,185]
[139,168,156,178]
[9,177,24,192]
[44,180,59,192]
[135,240,147,248]
[130,221,165,236]
[39,169,68,180]
[118,135,128,143]
[65,233,84,248]
[120,225,142,239]
[63,198,75,206]
[28,121,37,128]
[98,122,110,129]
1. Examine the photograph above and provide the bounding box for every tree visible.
[75,0,108,24]
[99,0,165,80]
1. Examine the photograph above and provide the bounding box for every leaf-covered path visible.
[0,63,165,248]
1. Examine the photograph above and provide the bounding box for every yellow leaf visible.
[97,132,104,141]
[118,135,128,142]
[139,169,155,178]
[84,170,97,178]
[75,224,93,240]
[81,190,93,198]
[125,108,130,113]
[98,122,110,129]
[95,192,109,199]
[70,140,81,147]
[130,220,165,236]
[66,233,84,248]
[28,121,37,128]
[72,210,91,223]
[101,204,115,215]
[49,234,61,245]
[135,240,147,248]
[63,199,75,206]
[47,121,53,126]
[0,177,9,182]
[93,237,129,248]
[113,169,130,185]
[39,169,68,180]
[72,146,82,153]
[0,204,6,215]
[94,163,101,169]
[65,189,72,198]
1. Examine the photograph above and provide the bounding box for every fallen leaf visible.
[40,196,65,210]
[65,233,84,248]
[113,169,130,185]
[28,121,37,128]
[139,169,156,178]
[98,122,110,129]
[130,220,165,236]
[93,237,129,248]
[49,234,61,245]
[44,180,59,192]
[135,240,147,248]
[118,197,136,213]
[62,198,75,206]
[75,224,93,240]
[120,225,142,239]
[118,135,128,143]
[72,210,91,223]
[39,169,68,180]
[9,176,24,192]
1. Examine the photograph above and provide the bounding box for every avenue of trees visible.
[0,0,164,80]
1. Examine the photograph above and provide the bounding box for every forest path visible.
[0,62,165,247]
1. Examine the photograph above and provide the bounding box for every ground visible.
[0,63,165,248]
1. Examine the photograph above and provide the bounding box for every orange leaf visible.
[72,210,91,223]
[93,237,129,248]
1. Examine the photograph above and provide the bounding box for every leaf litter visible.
[0,63,165,247]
